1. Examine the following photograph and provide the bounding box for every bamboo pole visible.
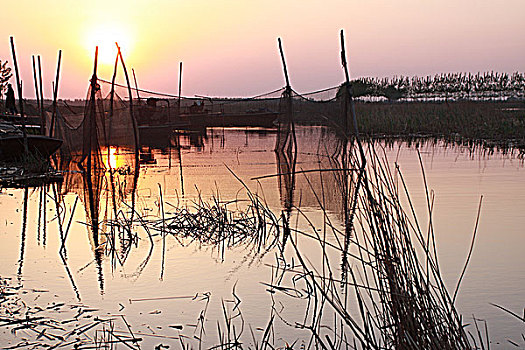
[108,52,119,146]
[132,68,141,103]
[108,51,120,222]
[49,50,62,137]
[9,37,28,154]
[31,55,42,134]
[276,37,295,153]
[116,42,140,228]
[278,38,290,90]
[340,31,351,85]
[116,43,139,163]
[177,61,183,116]
[37,56,45,134]
[339,29,367,266]
[85,46,99,239]
[340,30,363,152]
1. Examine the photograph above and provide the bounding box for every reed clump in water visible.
[264,140,483,349]
[162,197,278,250]
[263,56,481,347]
[133,185,282,262]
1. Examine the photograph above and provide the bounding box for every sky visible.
[0,0,524,99]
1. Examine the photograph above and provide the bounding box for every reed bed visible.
[353,100,525,152]
[351,71,525,100]
[261,139,486,349]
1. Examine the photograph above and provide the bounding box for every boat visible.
[0,121,62,162]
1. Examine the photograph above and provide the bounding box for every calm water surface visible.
[0,127,524,348]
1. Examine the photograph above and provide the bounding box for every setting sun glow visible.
[85,23,133,65]
[0,0,523,99]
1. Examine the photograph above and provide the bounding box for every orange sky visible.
[1,0,524,99]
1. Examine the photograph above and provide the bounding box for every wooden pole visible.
[50,50,62,137]
[108,49,119,144]
[278,38,290,90]
[339,29,367,254]
[276,37,296,153]
[84,46,99,243]
[340,29,362,145]
[177,61,183,116]
[9,37,28,153]
[116,43,139,164]
[37,56,45,134]
[116,42,140,228]
[108,51,120,222]
[132,68,141,103]
[32,56,43,135]
[87,46,98,162]
[340,30,351,84]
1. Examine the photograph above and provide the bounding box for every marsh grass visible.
[258,140,492,349]
[353,101,525,151]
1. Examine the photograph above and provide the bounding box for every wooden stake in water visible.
[116,42,140,229]
[18,188,29,278]
[32,55,42,134]
[177,133,184,196]
[50,50,62,137]
[177,61,183,116]
[278,38,290,90]
[37,56,45,134]
[116,43,139,164]
[276,37,296,153]
[85,46,99,241]
[132,68,141,103]
[9,37,28,154]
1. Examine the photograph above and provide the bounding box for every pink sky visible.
[1,0,524,99]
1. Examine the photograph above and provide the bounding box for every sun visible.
[85,23,133,65]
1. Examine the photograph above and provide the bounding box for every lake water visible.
[0,126,524,348]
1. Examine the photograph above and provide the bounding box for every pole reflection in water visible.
[175,132,185,196]
[52,144,140,296]
[37,186,42,245]
[276,143,296,250]
[17,187,28,280]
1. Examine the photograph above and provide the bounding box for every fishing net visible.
[49,73,140,267]
[274,83,354,221]
[52,79,138,158]
[97,79,284,128]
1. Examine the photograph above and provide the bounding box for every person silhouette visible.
[5,84,17,115]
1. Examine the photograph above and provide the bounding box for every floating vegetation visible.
[0,277,143,349]
[149,193,280,255]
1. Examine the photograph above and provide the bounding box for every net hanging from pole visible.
[51,76,139,250]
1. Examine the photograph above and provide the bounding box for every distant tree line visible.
[349,72,525,101]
